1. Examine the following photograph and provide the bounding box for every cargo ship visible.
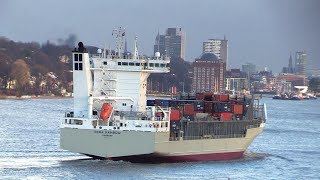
[60,29,267,163]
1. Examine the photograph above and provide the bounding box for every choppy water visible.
[0,97,319,179]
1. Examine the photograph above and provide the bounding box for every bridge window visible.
[135,63,141,66]
[122,62,128,66]
[122,103,127,106]
[74,54,78,61]
[155,63,159,67]
[149,63,154,67]
[160,64,165,68]
[103,61,107,65]
[129,62,134,66]
[74,54,83,71]
[79,54,83,61]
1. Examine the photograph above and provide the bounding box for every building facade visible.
[295,51,306,77]
[191,53,225,93]
[242,63,256,76]
[203,38,228,68]
[154,28,186,60]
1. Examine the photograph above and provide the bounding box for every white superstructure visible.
[61,29,171,157]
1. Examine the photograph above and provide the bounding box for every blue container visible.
[147,100,155,106]
[193,100,204,111]
[213,102,231,112]
[155,99,170,107]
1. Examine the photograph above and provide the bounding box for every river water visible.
[0,97,319,179]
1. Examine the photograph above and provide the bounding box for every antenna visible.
[157,29,160,52]
[133,36,139,60]
[112,27,126,56]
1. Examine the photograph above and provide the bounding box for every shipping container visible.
[170,121,181,132]
[220,112,231,121]
[204,93,213,101]
[183,104,194,115]
[232,104,243,115]
[193,100,204,111]
[196,93,204,100]
[169,100,178,107]
[234,114,243,120]
[155,99,170,107]
[213,94,229,102]
[204,101,213,113]
[213,102,231,112]
[146,100,155,106]
[170,109,181,121]
[243,101,251,115]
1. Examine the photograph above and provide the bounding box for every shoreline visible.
[0,95,73,100]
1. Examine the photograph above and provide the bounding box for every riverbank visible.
[0,95,72,99]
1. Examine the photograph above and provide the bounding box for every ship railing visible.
[90,54,170,61]
[253,104,267,122]
[170,134,246,141]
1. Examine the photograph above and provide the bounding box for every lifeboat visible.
[100,103,113,120]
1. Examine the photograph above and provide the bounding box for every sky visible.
[1,0,319,73]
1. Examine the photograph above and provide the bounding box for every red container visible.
[213,94,229,102]
[232,104,243,115]
[170,109,180,121]
[183,104,194,115]
[196,93,204,100]
[204,101,213,113]
[204,93,213,101]
[220,112,231,121]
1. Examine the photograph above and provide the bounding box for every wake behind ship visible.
[60,29,267,163]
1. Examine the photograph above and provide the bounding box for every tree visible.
[10,59,31,95]
[0,52,11,91]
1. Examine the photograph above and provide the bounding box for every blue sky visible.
[1,0,319,73]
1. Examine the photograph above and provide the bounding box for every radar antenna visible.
[112,27,126,56]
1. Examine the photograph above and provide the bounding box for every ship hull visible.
[79,124,264,163]
[109,151,244,163]
[60,128,155,157]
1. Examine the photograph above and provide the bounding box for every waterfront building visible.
[276,73,305,88]
[203,37,228,67]
[154,28,186,60]
[191,53,225,93]
[295,51,307,77]
[242,63,256,76]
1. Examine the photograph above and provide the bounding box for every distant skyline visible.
[1,0,319,73]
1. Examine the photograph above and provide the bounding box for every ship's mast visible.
[112,27,125,56]
[133,36,139,59]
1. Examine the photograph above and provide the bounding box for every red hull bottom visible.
[87,151,245,163]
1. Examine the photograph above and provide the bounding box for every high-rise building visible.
[295,51,307,77]
[242,63,256,75]
[154,28,186,60]
[203,37,228,68]
[191,53,225,93]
